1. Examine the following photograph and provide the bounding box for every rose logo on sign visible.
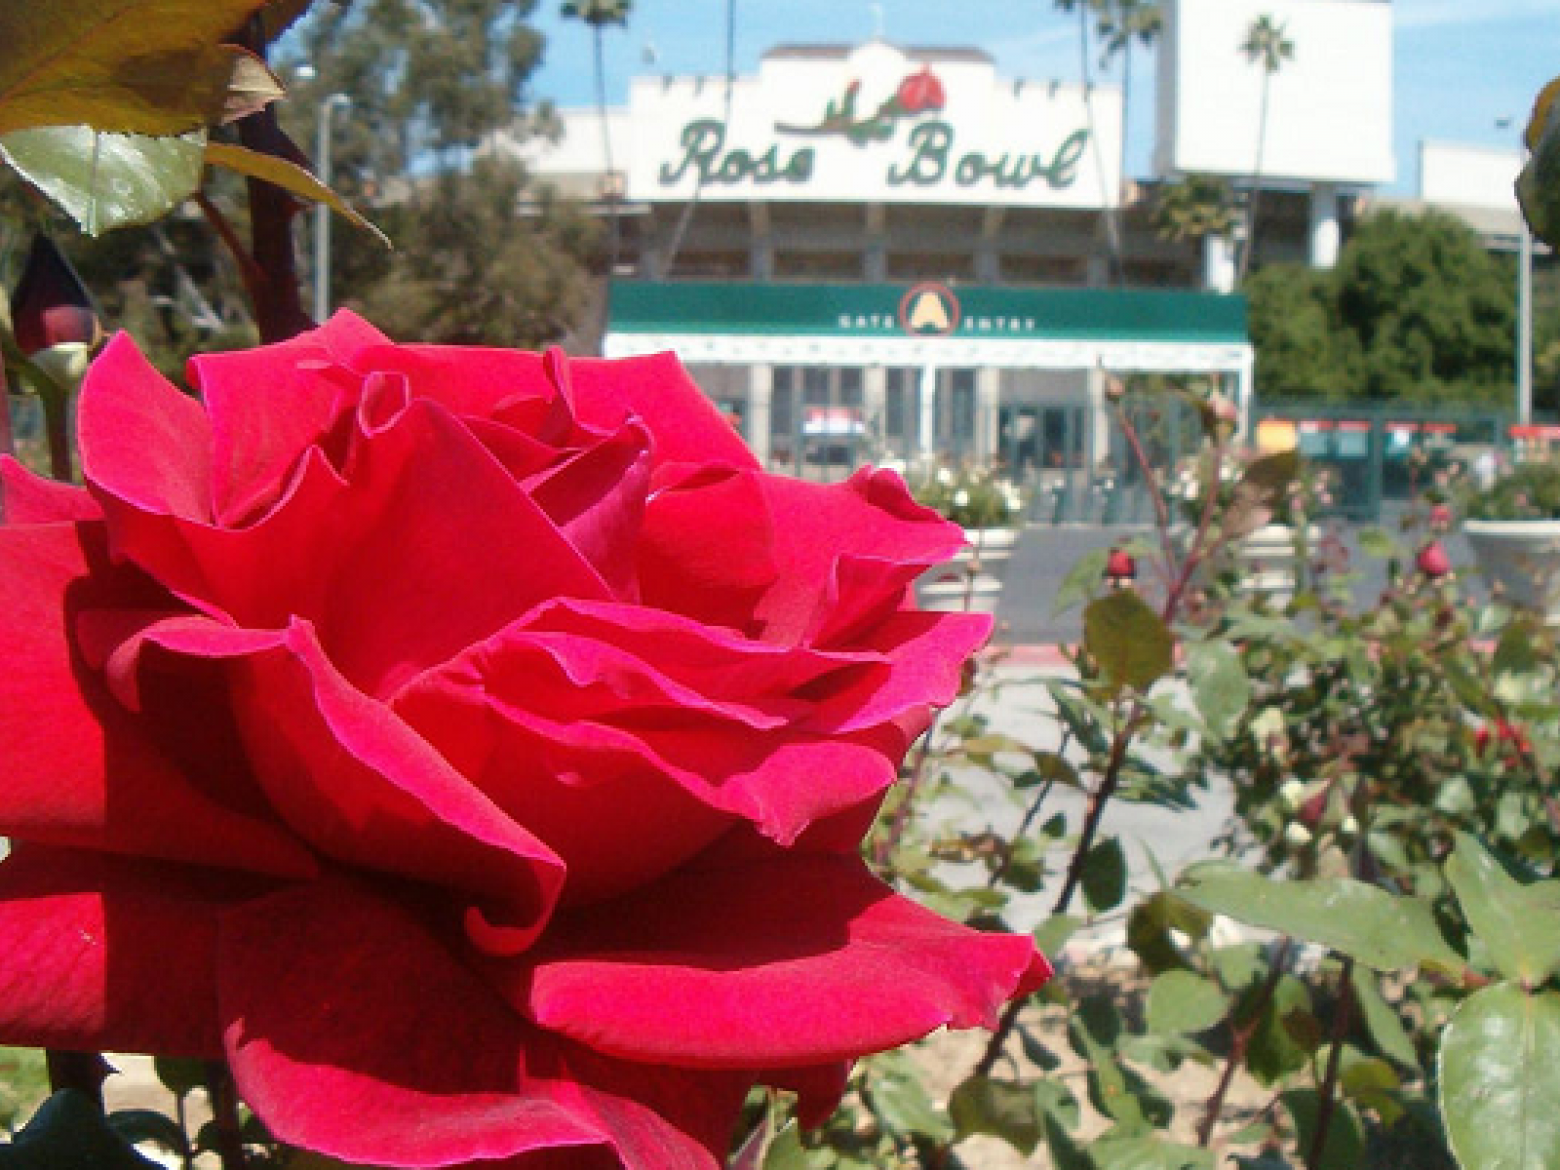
[899,282,961,336]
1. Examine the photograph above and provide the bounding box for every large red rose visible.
[0,312,1048,1168]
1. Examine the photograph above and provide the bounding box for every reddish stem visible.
[0,361,14,459]
[228,19,313,342]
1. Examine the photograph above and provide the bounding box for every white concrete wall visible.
[1155,0,1393,186]
[1420,141,1521,211]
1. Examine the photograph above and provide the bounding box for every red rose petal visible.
[221,877,745,1170]
[0,524,316,878]
[751,469,968,644]
[0,846,271,1058]
[568,351,759,471]
[213,619,566,949]
[510,853,1050,1069]
[78,334,213,523]
[1,457,100,524]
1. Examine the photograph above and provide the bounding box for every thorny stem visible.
[39,383,72,482]
[1196,939,1293,1147]
[1110,400,1176,588]
[0,360,14,459]
[228,19,313,343]
[873,713,941,870]
[194,191,266,297]
[986,729,1074,891]
[205,1061,248,1170]
[1305,959,1356,1170]
[946,406,1231,1142]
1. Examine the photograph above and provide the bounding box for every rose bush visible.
[0,312,1048,1169]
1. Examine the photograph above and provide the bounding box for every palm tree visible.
[1236,13,1294,282]
[1054,0,1125,284]
[561,0,632,272]
[1152,173,1237,244]
[1096,0,1161,214]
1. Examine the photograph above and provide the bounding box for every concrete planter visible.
[1463,519,1560,622]
[915,527,1016,614]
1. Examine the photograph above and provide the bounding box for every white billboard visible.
[627,41,1121,209]
[1154,0,1393,187]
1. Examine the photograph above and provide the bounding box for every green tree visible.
[560,0,631,271]
[1152,172,1236,244]
[1244,263,1352,399]
[277,0,595,345]
[1237,13,1293,281]
[349,157,596,347]
[1334,209,1514,401]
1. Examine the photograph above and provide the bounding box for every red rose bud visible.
[1104,547,1137,586]
[1429,503,1453,531]
[10,234,101,358]
[1416,540,1451,579]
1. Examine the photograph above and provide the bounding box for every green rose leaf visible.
[1445,833,1560,986]
[1281,1089,1365,1170]
[1175,866,1465,973]
[1081,835,1128,915]
[206,142,390,247]
[1185,640,1250,740]
[0,1090,159,1169]
[0,0,282,137]
[1519,76,1560,249]
[1084,590,1173,693]
[1146,970,1228,1036]
[1052,546,1109,616]
[0,126,204,234]
[1439,984,1560,1170]
[948,1076,1041,1155]
[1349,963,1419,1070]
[1086,1133,1216,1170]
[759,1120,810,1170]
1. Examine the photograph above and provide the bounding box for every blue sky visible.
[526,0,1559,195]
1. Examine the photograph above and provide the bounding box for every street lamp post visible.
[1520,205,1534,426]
[314,93,352,323]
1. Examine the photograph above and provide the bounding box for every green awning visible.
[608,280,1247,344]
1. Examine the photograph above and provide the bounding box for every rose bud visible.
[1416,540,1452,579]
[1104,547,1137,588]
[1429,503,1453,532]
[9,234,102,387]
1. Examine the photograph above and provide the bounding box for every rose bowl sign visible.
[629,41,1121,209]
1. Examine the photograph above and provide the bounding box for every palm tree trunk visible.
[593,27,619,273]
[1076,3,1125,284]
[1238,72,1271,283]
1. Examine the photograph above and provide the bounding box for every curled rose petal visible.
[506,850,1050,1069]
[221,877,749,1170]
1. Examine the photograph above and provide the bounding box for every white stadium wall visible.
[625,41,1122,209]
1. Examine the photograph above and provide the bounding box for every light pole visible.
[1520,195,1534,426]
[314,93,352,323]
[1502,115,1534,426]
